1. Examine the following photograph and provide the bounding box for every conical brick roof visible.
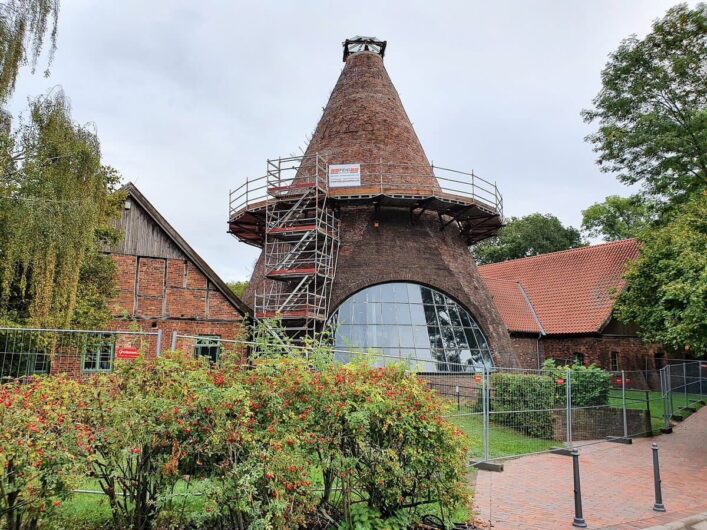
[301,49,437,191]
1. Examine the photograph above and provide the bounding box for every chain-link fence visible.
[1,326,705,466]
[423,360,705,464]
[0,327,162,381]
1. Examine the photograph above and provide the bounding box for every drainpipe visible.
[536,331,543,370]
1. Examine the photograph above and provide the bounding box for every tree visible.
[614,193,706,355]
[582,3,707,210]
[0,92,122,328]
[473,213,585,265]
[0,0,61,104]
[227,280,248,299]
[581,194,654,241]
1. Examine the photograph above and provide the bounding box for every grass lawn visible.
[54,479,207,530]
[448,413,559,460]
[608,388,705,432]
[447,389,705,461]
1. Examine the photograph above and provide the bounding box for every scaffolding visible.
[228,155,504,339]
[253,155,340,339]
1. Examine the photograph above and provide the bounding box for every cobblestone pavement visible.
[473,407,707,530]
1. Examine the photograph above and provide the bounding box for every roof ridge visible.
[478,238,637,269]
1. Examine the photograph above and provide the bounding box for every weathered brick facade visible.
[329,206,515,365]
[244,45,515,362]
[50,184,248,377]
[510,333,662,372]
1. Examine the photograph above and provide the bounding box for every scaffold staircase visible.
[254,155,340,340]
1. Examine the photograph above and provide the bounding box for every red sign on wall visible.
[116,347,139,360]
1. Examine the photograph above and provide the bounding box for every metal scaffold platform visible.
[228,154,504,339]
[249,155,340,339]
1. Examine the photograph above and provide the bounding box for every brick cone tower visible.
[229,37,515,365]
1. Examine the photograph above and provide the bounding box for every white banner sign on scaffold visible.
[328,163,361,188]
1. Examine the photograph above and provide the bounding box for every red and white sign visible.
[116,347,139,360]
[328,164,361,188]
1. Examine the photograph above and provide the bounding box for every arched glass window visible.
[328,282,494,372]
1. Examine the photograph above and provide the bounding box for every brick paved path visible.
[473,407,707,530]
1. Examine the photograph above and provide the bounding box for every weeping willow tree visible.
[0,0,60,104]
[0,91,123,328]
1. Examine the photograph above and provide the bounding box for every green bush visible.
[489,372,556,439]
[1,342,472,530]
[0,376,85,530]
[543,359,611,407]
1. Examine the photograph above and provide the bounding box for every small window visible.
[83,335,115,373]
[194,336,221,363]
[610,351,619,372]
[573,353,585,366]
[31,354,51,374]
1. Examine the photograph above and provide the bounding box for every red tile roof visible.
[479,239,640,335]
[481,277,542,334]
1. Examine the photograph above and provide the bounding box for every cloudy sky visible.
[7,0,693,281]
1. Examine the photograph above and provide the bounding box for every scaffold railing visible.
[229,159,503,220]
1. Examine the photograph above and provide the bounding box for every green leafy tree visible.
[0,0,60,104]
[227,280,248,299]
[615,193,706,356]
[581,194,654,241]
[473,213,585,265]
[0,92,123,328]
[582,3,707,209]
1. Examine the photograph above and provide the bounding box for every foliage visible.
[542,359,612,407]
[490,362,612,439]
[0,92,123,329]
[72,353,228,530]
[615,193,707,355]
[0,376,84,530]
[243,355,471,528]
[489,372,555,439]
[1,335,471,529]
[226,280,248,300]
[582,3,707,210]
[0,0,61,104]
[473,213,585,265]
[581,194,654,241]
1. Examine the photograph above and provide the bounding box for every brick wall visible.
[110,254,242,330]
[510,336,542,369]
[49,254,245,377]
[540,335,661,372]
[333,207,515,362]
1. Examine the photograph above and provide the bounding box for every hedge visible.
[489,362,612,440]
[0,351,471,530]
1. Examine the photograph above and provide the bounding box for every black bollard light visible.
[652,443,666,512]
[572,448,587,528]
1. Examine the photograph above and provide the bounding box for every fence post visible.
[571,448,587,527]
[455,385,460,411]
[483,368,490,461]
[683,363,688,409]
[621,370,628,439]
[156,330,163,357]
[652,443,666,512]
[170,331,177,352]
[668,365,674,419]
[566,369,573,450]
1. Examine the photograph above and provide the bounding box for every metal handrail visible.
[229,156,503,220]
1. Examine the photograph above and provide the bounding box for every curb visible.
[641,511,707,530]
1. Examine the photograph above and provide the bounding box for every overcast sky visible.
[7,0,694,281]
